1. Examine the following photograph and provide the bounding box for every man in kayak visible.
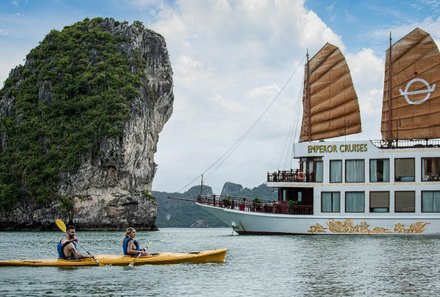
[122,227,149,256]
[57,225,94,260]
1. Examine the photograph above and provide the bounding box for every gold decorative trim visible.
[308,224,326,233]
[308,219,430,234]
[394,222,430,233]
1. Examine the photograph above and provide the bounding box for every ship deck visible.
[197,196,313,215]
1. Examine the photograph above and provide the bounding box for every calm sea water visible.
[1,228,440,296]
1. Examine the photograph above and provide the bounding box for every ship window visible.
[345,192,365,213]
[321,192,340,212]
[345,160,365,183]
[370,159,390,182]
[330,160,342,183]
[395,191,415,212]
[315,161,323,182]
[395,158,415,182]
[370,192,389,213]
[422,191,440,212]
[422,158,440,182]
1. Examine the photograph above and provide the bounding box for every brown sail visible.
[381,28,440,140]
[299,43,361,142]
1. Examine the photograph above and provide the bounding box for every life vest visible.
[57,240,77,259]
[122,236,140,255]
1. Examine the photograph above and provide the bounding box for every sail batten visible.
[312,102,359,123]
[381,27,440,140]
[300,43,361,142]
[309,57,345,85]
[309,72,348,97]
[386,34,431,65]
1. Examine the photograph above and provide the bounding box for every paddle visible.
[55,219,101,265]
[128,241,152,267]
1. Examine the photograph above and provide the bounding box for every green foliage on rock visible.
[0,18,142,209]
[142,189,156,206]
[59,196,74,216]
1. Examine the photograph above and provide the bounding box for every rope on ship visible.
[278,74,303,170]
[175,55,307,193]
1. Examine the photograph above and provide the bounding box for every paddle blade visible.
[128,254,141,267]
[55,219,67,232]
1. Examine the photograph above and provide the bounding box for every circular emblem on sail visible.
[399,78,436,105]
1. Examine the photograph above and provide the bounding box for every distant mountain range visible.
[154,182,277,228]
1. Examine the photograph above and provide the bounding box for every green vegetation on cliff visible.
[0,18,143,209]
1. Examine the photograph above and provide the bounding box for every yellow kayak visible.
[0,248,227,267]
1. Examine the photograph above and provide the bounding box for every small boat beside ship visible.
[197,28,440,235]
[0,248,227,267]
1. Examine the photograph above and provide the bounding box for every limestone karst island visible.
[0,18,174,230]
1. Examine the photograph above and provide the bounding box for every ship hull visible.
[198,203,439,235]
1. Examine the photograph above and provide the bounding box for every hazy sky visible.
[1,0,440,194]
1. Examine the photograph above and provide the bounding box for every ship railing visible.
[371,139,440,149]
[197,196,313,215]
[267,170,315,183]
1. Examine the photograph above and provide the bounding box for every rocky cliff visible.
[0,18,173,230]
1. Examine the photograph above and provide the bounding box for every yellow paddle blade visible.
[55,219,67,232]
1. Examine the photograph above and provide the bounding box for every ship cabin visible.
[266,139,440,217]
[197,139,440,217]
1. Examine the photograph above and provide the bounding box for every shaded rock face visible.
[0,18,173,230]
[185,185,213,197]
[221,182,243,197]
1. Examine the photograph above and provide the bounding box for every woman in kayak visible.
[122,227,149,257]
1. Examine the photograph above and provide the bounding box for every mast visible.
[387,32,393,143]
[306,50,311,141]
[200,174,204,197]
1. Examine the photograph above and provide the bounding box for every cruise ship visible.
[196,28,440,235]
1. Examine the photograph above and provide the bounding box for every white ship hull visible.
[197,203,439,235]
